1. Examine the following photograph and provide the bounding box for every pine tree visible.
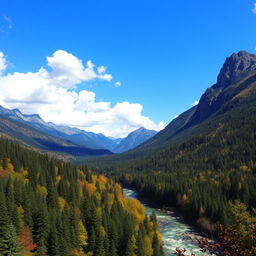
[94,226,106,256]
[136,231,145,256]
[1,224,23,256]
[152,233,161,256]
[124,238,136,256]
[109,239,118,256]
[47,225,60,256]
[88,227,95,252]
[33,199,49,245]
[35,238,47,256]
[0,189,9,254]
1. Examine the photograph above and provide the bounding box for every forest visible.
[0,138,163,256]
[91,82,256,232]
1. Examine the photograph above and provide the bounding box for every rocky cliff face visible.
[186,51,256,127]
[216,51,256,88]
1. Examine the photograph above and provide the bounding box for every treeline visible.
[93,92,256,230]
[0,138,164,256]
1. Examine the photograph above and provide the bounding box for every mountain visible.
[0,113,113,158]
[85,50,256,227]
[0,106,114,150]
[185,51,256,127]
[0,106,159,153]
[113,127,157,153]
[87,50,256,170]
[0,106,119,150]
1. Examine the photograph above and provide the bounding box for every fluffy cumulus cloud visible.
[0,50,164,137]
[46,50,113,88]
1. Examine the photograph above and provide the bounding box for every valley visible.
[1,2,256,253]
[124,188,211,256]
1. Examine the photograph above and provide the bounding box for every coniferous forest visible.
[88,65,256,235]
[0,139,164,256]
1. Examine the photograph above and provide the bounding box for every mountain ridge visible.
[113,127,157,153]
[0,105,159,155]
[85,50,256,167]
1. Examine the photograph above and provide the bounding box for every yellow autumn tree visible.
[58,197,66,212]
[144,235,153,256]
[78,220,88,249]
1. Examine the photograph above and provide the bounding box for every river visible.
[124,188,211,256]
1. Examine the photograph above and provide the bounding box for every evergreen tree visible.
[124,238,136,256]
[0,189,9,253]
[1,224,23,256]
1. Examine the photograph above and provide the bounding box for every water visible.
[124,188,211,256]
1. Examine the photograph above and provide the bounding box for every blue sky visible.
[0,0,256,137]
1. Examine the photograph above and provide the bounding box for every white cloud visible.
[46,50,112,88]
[0,50,165,137]
[99,73,113,81]
[191,100,199,106]
[97,66,106,74]
[115,81,121,87]
[0,52,7,74]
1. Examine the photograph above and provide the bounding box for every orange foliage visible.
[55,175,61,185]
[92,175,97,184]
[0,162,15,178]
[114,183,122,195]
[98,175,108,190]
[78,170,86,181]
[7,162,15,173]
[86,183,96,195]
[19,226,37,252]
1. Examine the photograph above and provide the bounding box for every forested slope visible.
[86,51,256,229]
[0,139,163,256]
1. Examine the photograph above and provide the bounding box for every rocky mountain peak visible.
[185,51,256,128]
[216,51,256,88]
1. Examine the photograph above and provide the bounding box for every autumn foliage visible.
[0,139,164,256]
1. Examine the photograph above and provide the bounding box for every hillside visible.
[86,51,256,226]
[0,106,116,150]
[0,139,163,256]
[86,51,256,165]
[0,106,157,154]
[0,114,113,158]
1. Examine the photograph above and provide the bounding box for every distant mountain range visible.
[114,127,157,153]
[0,106,158,157]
